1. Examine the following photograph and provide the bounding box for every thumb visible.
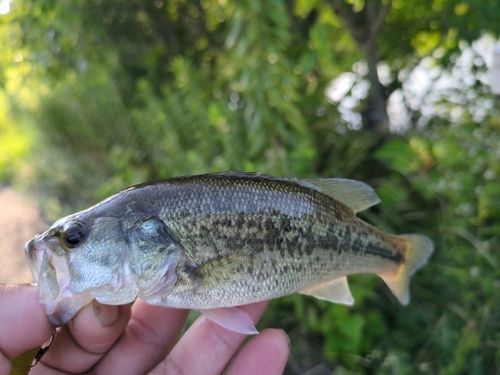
[0,284,53,360]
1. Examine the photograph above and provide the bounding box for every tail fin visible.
[380,234,434,305]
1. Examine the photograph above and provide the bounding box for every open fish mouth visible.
[26,236,44,283]
[25,236,93,327]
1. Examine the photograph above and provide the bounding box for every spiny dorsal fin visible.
[304,178,381,213]
[299,276,355,306]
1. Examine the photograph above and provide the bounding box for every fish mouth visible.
[26,236,44,283]
[25,236,93,327]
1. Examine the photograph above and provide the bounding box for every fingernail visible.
[278,329,291,350]
[93,300,119,327]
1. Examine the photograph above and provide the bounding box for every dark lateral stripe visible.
[364,244,404,263]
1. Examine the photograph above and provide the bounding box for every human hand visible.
[0,284,290,375]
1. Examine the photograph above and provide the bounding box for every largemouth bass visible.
[26,172,433,333]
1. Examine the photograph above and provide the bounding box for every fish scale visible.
[124,173,406,308]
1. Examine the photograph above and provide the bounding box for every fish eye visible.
[61,221,87,249]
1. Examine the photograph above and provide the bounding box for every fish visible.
[25,171,433,334]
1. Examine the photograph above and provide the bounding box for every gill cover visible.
[125,215,182,304]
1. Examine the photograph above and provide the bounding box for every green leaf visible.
[310,23,334,69]
[376,179,409,208]
[294,0,321,17]
[375,139,422,175]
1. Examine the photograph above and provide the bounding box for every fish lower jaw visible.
[44,292,94,327]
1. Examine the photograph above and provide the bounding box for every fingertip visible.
[68,301,131,354]
[92,300,120,327]
[226,328,290,375]
[274,328,291,351]
[260,328,291,357]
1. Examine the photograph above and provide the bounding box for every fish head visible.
[26,207,182,327]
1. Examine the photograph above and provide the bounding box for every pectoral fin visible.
[299,276,355,306]
[199,307,258,335]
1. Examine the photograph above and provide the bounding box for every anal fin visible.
[199,307,259,335]
[299,276,355,306]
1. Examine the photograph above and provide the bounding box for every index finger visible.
[90,299,189,375]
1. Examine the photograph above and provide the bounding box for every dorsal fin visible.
[304,178,381,213]
[208,172,380,213]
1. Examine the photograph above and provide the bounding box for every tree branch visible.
[365,0,392,53]
[331,0,393,133]
[331,0,360,43]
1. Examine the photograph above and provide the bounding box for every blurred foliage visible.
[1,0,500,373]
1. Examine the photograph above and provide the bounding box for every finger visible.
[0,284,53,359]
[39,301,131,374]
[152,301,269,375]
[90,299,188,375]
[226,328,290,375]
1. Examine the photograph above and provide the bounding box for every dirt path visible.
[0,187,48,283]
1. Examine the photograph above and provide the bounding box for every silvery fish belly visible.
[26,172,433,334]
